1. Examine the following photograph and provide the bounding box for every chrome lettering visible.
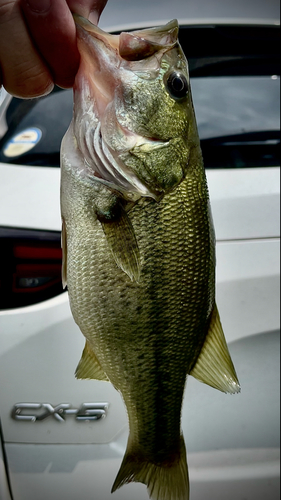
[76,402,109,421]
[11,402,109,422]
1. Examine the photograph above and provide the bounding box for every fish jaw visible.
[73,17,120,122]
[72,15,192,199]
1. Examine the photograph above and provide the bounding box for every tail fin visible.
[111,434,189,500]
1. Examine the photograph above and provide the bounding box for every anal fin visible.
[190,303,241,394]
[75,340,109,381]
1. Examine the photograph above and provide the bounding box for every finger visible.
[0,0,54,98]
[66,0,108,24]
[20,0,80,90]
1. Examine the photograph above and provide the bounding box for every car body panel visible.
[0,426,12,500]
[0,163,61,232]
[0,293,127,445]
[0,163,279,239]
[4,443,280,500]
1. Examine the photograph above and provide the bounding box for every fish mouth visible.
[73,14,120,53]
[73,14,179,61]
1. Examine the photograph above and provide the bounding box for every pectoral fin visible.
[190,304,241,394]
[61,218,67,289]
[75,341,109,381]
[100,206,141,283]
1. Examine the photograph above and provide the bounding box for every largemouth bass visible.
[60,15,240,500]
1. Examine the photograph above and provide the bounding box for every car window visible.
[192,75,280,168]
[0,89,73,167]
[192,76,279,140]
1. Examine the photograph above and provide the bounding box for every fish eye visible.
[166,72,188,100]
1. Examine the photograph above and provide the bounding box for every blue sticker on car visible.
[3,127,42,158]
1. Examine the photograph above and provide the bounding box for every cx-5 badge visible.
[11,402,109,422]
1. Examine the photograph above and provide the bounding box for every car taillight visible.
[0,228,64,309]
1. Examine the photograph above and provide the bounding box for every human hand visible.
[0,0,108,98]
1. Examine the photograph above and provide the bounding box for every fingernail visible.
[25,0,51,13]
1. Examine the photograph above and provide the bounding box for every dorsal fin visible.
[190,304,241,394]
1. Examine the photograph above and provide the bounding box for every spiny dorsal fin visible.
[61,218,67,289]
[101,206,141,283]
[190,303,241,394]
[75,341,109,381]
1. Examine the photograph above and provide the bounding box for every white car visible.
[0,1,280,500]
